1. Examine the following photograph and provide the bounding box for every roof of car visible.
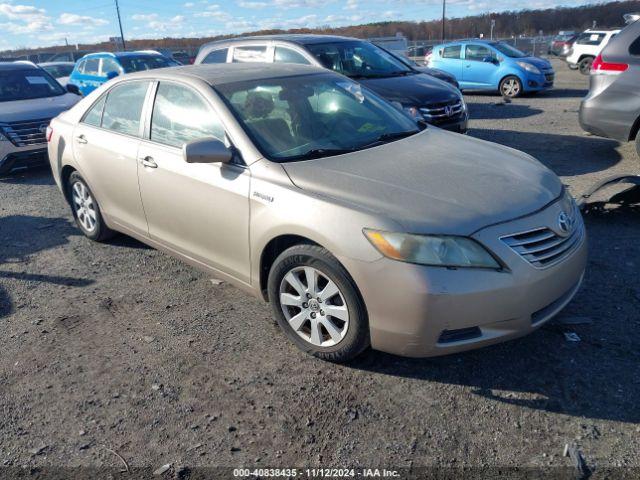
[123,62,327,85]
[201,34,360,49]
[82,50,164,59]
[0,61,40,71]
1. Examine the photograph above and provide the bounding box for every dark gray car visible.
[579,21,640,159]
[195,35,468,133]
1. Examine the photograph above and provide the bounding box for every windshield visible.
[491,42,528,58]
[41,64,74,78]
[216,73,420,162]
[118,55,179,72]
[0,69,65,102]
[307,41,414,79]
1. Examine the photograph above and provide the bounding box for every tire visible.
[66,171,115,242]
[578,56,594,75]
[636,133,640,160]
[568,64,579,70]
[499,75,523,98]
[267,244,369,362]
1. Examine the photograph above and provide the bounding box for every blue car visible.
[69,51,180,96]
[428,40,554,97]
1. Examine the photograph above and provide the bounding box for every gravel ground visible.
[1,58,639,478]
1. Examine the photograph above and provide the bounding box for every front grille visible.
[500,208,584,269]
[0,118,51,147]
[420,99,464,124]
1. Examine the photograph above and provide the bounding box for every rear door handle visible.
[139,156,157,168]
[75,135,87,144]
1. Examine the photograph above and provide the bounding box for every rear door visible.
[72,80,151,236]
[462,44,499,88]
[433,44,463,82]
[136,81,251,281]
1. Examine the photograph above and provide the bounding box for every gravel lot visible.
[1,58,639,477]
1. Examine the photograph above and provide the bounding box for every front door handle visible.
[75,135,87,144]
[139,156,157,168]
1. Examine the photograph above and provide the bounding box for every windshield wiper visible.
[288,148,355,160]
[359,130,420,149]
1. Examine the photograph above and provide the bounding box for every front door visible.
[137,81,251,282]
[462,44,499,88]
[72,81,151,236]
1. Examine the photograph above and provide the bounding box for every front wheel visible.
[579,56,594,75]
[635,133,640,161]
[67,172,115,241]
[267,244,369,362]
[499,75,523,98]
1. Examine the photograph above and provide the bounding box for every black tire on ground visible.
[579,56,594,75]
[66,171,115,242]
[499,75,523,98]
[636,133,640,160]
[267,244,370,363]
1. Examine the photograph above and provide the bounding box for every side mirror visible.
[106,71,119,80]
[183,137,232,164]
[66,84,81,95]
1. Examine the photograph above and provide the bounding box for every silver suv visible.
[0,61,79,176]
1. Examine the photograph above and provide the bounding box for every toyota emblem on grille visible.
[557,211,574,237]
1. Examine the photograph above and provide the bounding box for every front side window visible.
[83,58,100,75]
[216,73,419,162]
[101,58,121,76]
[82,95,107,127]
[306,41,413,79]
[441,45,462,59]
[203,48,228,64]
[233,46,269,63]
[118,55,178,73]
[490,42,527,58]
[465,44,495,61]
[101,81,150,137]
[274,47,310,65]
[0,69,66,102]
[151,82,225,148]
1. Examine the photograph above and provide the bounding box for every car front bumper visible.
[0,141,49,175]
[523,70,555,92]
[341,198,587,357]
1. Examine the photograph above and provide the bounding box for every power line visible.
[114,0,127,50]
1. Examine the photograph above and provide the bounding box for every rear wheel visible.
[578,56,594,75]
[267,244,369,362]
[67,172,115,241]
[499,75,522,98]
[636,133,640,160]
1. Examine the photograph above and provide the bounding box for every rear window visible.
[233,46,269,63]
[441,45,461,59]
[576,33,605,45]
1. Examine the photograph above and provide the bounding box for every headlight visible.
[516,61,541,75]
[403,106,424,121]
[460,96,467,112]
[363,229,500,269]
[0,131,8,142]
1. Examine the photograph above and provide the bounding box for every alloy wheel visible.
[279,266,349,347]
[72,181,97,233]
[501,78,521,97]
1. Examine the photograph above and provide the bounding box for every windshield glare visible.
[0,69,65,102]
[307,41,413,79]
[119,55,179,72]
[491,42,528,58]
[216,74,420,162]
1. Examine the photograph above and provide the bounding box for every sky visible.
[0,0,594,50]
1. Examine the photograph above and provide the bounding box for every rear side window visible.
[101,81,150,137]
[82,95,106,127]
[83,58,100,75]
[233,46,269,63]
[576,33,605,45]
[630,36,640,55]
[151,82,225,148]
[202,48,228,64]
[441,45,462,59]
[274,47,310,65]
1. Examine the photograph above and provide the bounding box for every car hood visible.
[359,73,460,106]
[518,56,553,70]
[282,129,562,236]
[0,93,80,123]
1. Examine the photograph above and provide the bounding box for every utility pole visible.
[115,0,126,51]
[441,0,446,41]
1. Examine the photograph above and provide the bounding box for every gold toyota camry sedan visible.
[47,63,587,362]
